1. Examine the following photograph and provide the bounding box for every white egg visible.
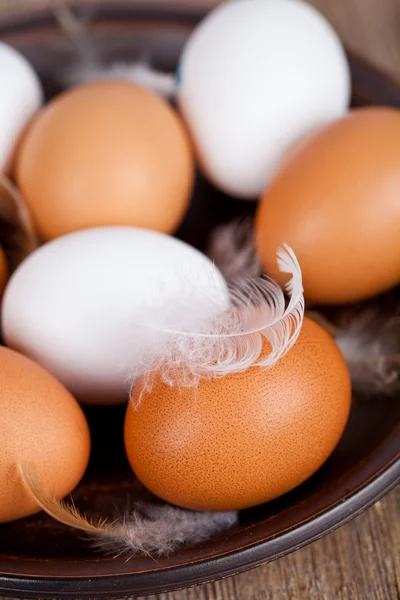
[0,42,43,172]
[1,227,228,405]
[178,0,350,199]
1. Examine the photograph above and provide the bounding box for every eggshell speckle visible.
[15,81,194,240]
[256,107,400,304]
[125,318,351,512]
[0,346,90,523]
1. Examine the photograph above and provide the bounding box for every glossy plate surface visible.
[0,4,399,598]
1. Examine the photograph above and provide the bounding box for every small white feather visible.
[62,60,177,98]
[130,245,304,400]
[54,1,99,72]
[54,2,176,97]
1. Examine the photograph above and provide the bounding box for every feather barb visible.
[19,464,237,557]
[131,244,305,396]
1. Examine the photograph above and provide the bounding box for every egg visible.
[15,81,194,240]
[178,0,350,198]
[0,346,90,523]
[125,317,351,512]
[2,227,228,405]
[256,107,400,304]
[0,42,43,173]
[0,245,7,296]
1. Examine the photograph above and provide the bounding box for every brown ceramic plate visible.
[0,4,399,599]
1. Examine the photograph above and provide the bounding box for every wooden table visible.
[0,1,398,599]
[142,489,400,600]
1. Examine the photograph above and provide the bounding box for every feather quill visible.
[130,245,304,399]
[20,464,238,557]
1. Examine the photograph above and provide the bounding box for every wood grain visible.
[309,0,400,82]
[136,487,400,600]
[0,1,398,599]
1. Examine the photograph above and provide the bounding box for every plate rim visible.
[0,459,398,599]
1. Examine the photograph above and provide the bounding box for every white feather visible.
[130,245,304,399]
[54,2,176,97]
[62,60,177,98]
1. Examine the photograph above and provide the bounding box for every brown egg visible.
[0,347,90,522]
[15,81,194,241]
[256,107,400,304]
[0,245,7,296]
[125,317,351,512]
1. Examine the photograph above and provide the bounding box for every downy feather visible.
[308,299,400,396]
[130,245,304,400]
[207,217,262,282]
[335,309,400,395]
[20,464,237,557]
[55,2,176,96]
